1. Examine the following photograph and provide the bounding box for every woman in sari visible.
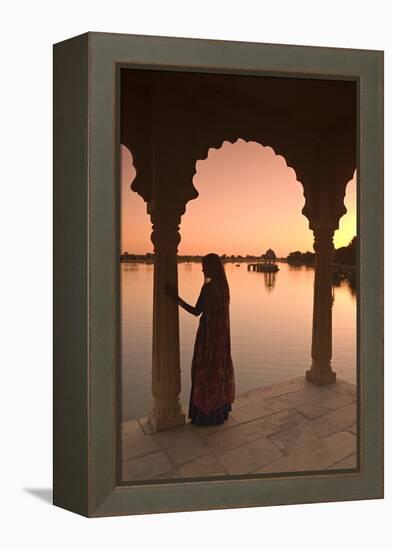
[165,253,235,426]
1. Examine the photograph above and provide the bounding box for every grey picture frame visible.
[53,31,383,517]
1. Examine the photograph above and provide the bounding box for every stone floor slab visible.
[315,392,355,410]
[268,403,356,455]
[312,403,356,436]
[294,402,332,420]
[230,398,288,423]
[269,387,334,409]
[200,408,304,454]
[122,420,161,461]
[123,419,145,438]
[235,378,306,404]
[328,452,357,470]
[216,436,283,474]
[121,377,357,481]
[255,431,357,474]
[348,423,357,435]
[122,451,173,481]
[177,454,226,477]
[231,386,335,424]
[192,414,239,435]
[326,379,357,397]
[153,424,206,465]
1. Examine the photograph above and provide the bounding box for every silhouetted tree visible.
[287,250,315,264]
[334,236,357,266]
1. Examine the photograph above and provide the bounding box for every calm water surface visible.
[121,262,356,421]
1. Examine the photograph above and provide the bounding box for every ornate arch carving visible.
[121,68,356,231]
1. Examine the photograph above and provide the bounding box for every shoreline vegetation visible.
[120,253,284,263]
[120,237,356,292]
[120,236,357,270]
[285,237,357,283]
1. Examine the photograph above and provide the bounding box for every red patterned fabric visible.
[190,282,235,415]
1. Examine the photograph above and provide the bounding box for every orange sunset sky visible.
[121,140,356,258]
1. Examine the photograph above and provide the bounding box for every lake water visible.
[121,261,356,421]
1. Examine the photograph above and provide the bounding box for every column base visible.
[306,365,336,386]
[148,411,186,433]
[149,397,186,432]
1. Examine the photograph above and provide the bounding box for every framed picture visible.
[53,32,384,517]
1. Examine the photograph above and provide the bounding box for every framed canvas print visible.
[53,32,384,517]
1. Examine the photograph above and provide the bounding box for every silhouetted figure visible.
[165,253,235,426]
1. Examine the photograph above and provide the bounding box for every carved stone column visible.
[148,209,185,431]
[306,226,337,385]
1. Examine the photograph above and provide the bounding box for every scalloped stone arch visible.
[180,137,312,254]
[333,170,357,248]
[191,137,301,185]
[184,136,310,225]
[121,144,137,189]
[338,169,357,221]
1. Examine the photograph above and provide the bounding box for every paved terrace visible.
[122,377,357,482]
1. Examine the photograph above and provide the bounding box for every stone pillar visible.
[306,226,337,385]
[148,209,185,431]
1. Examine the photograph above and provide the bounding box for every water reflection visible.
[347,274,357,296]
[263,271,277,291]
[123,263,140,271]
[287,263,309,270]
[121,261,356,421]
[333,275,357,298]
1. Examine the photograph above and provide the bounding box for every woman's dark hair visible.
[202,253,230,302]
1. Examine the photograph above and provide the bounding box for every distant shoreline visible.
[119,254,356,272]
[120,254,287,264]
[121,237,356,269]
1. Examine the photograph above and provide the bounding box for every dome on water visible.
[263,248,276,260]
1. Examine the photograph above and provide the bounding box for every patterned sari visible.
[186,281,235,426]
